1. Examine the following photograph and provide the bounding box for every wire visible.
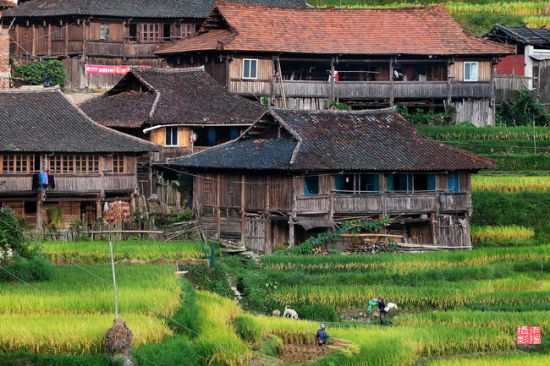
[0,263,161,366]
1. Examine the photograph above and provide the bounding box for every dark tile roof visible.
[485,25,550,48]
[80,68,267,129]
[157,2,514,56]
[4,0,306,19]
[171,108,492,172]
[0,88,157,153]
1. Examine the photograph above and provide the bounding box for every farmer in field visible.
[316,323,329,346]
[377,297,387,324]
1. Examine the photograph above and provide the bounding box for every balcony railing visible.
[295,191,470,214]
[230,79,493,99]
[84,41,162,58]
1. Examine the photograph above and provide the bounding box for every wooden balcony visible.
[295,192,470,215]
[230,79,493,99]
[84,41,162,58]
[0,174,138,195]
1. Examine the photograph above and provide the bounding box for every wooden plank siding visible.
[450,61,492,82]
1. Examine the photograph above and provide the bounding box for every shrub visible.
[497,91,550,126]
[0,207,27,259]
[399,107,454,125]
[185,261,233,298]
[0,254,53,282]
[14,60,66,88]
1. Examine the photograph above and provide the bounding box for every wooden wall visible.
[88,21,124,41]
[149,127,191,148]
[450,61,492,81]
[228,56,273,80]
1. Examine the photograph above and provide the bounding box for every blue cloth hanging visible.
[38,171,48,186]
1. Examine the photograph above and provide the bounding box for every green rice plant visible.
[192,291,251,365]
[524,15,550,27]
[472,175,550,193]
[41,240,206,264]
[449,2,547,16]
[0,264,180,316]
[0,313,170,355]
[485,154,550,171]
[472,192,550,239]
[270,277,543,311]
[262,245,550,274]
[471,225,535,245]
[397,310,550,336]
[416,125,550,142]
[427,353,550,366]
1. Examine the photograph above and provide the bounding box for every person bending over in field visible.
[377,297,387,324]
[316,323,329,346]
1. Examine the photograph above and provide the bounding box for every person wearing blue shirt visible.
[316,323,329,346]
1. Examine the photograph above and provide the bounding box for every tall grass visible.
[472,175,550,193]
[41,240,206,264]
[524,15,550,27]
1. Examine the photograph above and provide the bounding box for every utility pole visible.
[109,235,119,319]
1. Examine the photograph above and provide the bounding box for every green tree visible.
[14,60,66,88]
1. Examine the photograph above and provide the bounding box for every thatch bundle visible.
[103,318,133,356]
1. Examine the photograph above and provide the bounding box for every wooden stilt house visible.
[169,108,492,253]
[156,2,515,126]
[2,0,307,89]
[0,88,157,229]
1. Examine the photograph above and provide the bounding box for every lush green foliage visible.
[1,208,53,282]
[454,13,524,34]
[0,254,53,282]
[0,208,28,258]
[14,60,66,88]
[486,154,550,171]
[471,192,550,238]
[41,239,206,264]
[0,353,120,366]
[472,175,550,192]
[185,261,234,298]
[399,107,454,125]
[497,91,550,126]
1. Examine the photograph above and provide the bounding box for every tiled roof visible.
[172,108,493,172]
[0,88,157,153]
[157,2,515,56]
[81,68,267,129]
[485,25,550,48]
[4,0,306,18]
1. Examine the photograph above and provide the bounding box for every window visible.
[139,23,161,42]
[1,154,33,174]
[464,62,479,82]
[304,176,319,195]
[112,156,125,174]
[49,155,99,174]
[242,59,258,79]
[448,173,460,193]
[54,26,64,41]
[99,24,110,40]
[334,173,379,193]
[386,174,435,193]
[165,127,179,146]
[180,23,196,38]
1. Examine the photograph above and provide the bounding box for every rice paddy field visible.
[310,0,550,33]
[40,239,207,264]
[0,264,179,355]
